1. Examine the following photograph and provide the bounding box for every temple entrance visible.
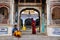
[19,8,40,34]
[0,7,9,24]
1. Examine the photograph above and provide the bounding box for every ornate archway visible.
[0,7,9,24]
[51,6,60,24]
[19,8,40,32]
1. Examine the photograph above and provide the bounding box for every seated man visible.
[12,25,18,35]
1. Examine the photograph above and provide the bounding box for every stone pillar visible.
[18,7,20,30]
[10,0,14,25]
[47,0,51,25]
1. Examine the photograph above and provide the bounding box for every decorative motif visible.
[0,14,4,23]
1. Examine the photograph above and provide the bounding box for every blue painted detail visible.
[12,27,18,33]
[0,27,8,34]
[41,14,45,32]
[53,28,60,35]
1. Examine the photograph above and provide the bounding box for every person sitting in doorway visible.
[12,25,18,35]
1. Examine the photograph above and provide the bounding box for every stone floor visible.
[0,28,60,40]
[0,34,60,40]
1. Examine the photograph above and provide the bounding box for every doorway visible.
[19,8,40,34]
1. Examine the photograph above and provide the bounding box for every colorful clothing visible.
[31,19,36,34]
[12,27,18,34]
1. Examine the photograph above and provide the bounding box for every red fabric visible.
[31,19,36,34]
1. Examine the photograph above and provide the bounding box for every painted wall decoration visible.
[47,27,60,36]
[0,27,8,34]
[53,28,60,35]
[41,14,45,33]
